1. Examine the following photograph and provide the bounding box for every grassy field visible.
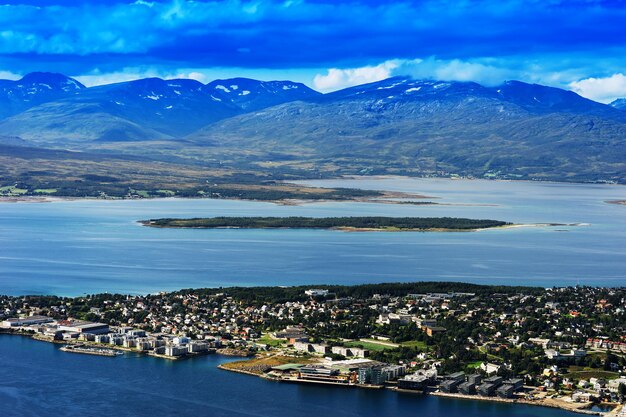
[399,340,428,350]
[344,340,399,352]
[466,361,483,369]
[564,367,619,380]
[255,335,285,348]
[0,185,28,196]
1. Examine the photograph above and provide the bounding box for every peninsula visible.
[2,282,624,416]
[140,216,510,231]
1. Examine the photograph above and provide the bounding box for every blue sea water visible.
[0,335,584,417]
[0,177,625,296]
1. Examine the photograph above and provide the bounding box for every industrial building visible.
[1,315,53,328]
[58,320,110,335]
[397,368,437,391]
[298,365,350,384]
[477,376,503,396]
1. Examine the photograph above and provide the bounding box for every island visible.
[139,216,510,231]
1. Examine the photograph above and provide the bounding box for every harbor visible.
[59,344,123,357]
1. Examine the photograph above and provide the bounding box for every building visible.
[331,346,369,358]
[58,320,109,335]
[294,342,331,355]
[503,378,524,391]
[135,340,152,351]
[445,372,466,383]
[608,378,626,393]
[275,327,308,342]
[496,384,515,398]
[381,364,406,380]
[164,345,188,357]
[424,325,446,337]
[440,372,466,393]
[480,362,501,375]
[358,366,386,385]
[304,289,329,297]
[299,365,349,384]
[440,379,462,393]
[397,368,437,391]
[123,338,136,348]
[1,315,53,328]
[467,374,482,385]
[478,383,498,396]
[478,376,503,396]
[188,342,208,353]
[458,381,477,394]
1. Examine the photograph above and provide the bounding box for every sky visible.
[1,0,626,102]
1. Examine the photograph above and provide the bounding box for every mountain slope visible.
[610,98,626,110]
[0,75,322,141]
[204,78,321,111]
[0,72,85,119]
[0,101,170,144]
[190,77,626,182]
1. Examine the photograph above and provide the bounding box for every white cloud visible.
[313,57,517,92]
[312,57,626,103]
[395,58,515,86]
[0,70,20,81]
[73,68,211,87]
[568,73,626,104]
[312,62,399,92]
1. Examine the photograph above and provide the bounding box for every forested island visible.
[140,216,510,231]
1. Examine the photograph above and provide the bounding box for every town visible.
[1,282,625,416]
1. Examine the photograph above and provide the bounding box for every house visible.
[480,362,501,375]
[608,377,626,393]
[424,325,446,337]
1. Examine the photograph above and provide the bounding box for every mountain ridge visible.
[1,73,626,184]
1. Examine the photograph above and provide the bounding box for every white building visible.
[165,345,188,356]
[304,289,329,297]
[1,315,53,328]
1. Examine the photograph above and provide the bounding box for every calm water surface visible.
[0,177,625,295]
[0,335,583,417]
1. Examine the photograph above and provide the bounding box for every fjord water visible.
[1,177,625,296]
[0,335,581,417]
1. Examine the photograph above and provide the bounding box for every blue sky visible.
[1,0,626,101]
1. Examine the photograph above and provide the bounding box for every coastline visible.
[4,330,217,361]
[430,391,606,416]
[3,174,624,206]
[215,358,613,416]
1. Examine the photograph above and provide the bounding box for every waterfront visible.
[1,177,626,295]
[0,335,586,417]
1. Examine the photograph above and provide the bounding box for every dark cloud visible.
[0,0,625,82]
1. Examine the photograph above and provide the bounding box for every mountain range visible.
[2,72,626,185]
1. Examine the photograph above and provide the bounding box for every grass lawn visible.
[345,340,399,352]
[564,367,619,380]
[156,189,176,196]
[466,361,483,369]
[33,188,57,194]
[256,334,285,348]
[399,340,428,350]
[0,185,28,195]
